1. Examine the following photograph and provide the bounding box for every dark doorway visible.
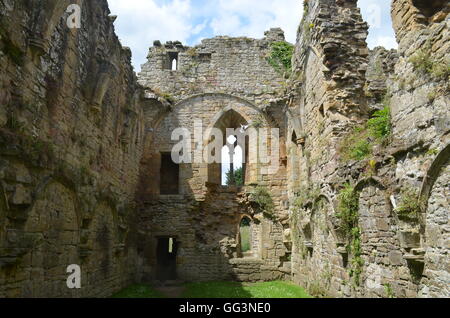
[156,237,178,281]
[160,152,179,195]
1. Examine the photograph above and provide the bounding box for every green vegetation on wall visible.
[409,48,450,80]
[337,184,363,286]
[367,106,391,140]
[251,186,275,218]
[340,99,392,161]
[395,187,422,222]
[267,41,294,75]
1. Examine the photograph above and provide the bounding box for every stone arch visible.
[418,145,449,297]
[420,144,450,211]
[83,201,120,296]
[206,108,252,185]
[312,194,344,245]
[297,194,345,295]
[356,178,412,297]
[28,0,72,53]
[23,181,80,297]
[237,215,257,258]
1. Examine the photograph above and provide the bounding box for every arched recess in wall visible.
[27,0,72,55]
[418,144,449,297]
[420,144,450,213]
[237,214,259,258]
[355,177,411,296]
[23,181,80,297]
[83,202,120,292]
[302,195,337,260]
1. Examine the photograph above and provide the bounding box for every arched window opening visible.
[171,58,177,71]
[222,136,244,186]
[207,109,249,186]
[165,52,178,70]
[239,217,252,257]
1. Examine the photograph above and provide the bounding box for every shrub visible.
[267,41,294,75]
[409,49,434,74]
[340,100,392,161]
[251,186,275,217]
[431,61,450,80]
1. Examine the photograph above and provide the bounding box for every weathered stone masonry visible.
[0,0,145,297]
[0,0,448,298]
[287,0,449,298]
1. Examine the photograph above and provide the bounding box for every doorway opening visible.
[156,237,178,281]
[239,216,253,257]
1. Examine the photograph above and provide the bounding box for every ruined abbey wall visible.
[287,0,449,298]
[0,0,448,298]
[0,0,145,297]
[135,30,293,283]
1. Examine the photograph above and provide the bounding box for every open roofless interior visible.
[0,0,449,298]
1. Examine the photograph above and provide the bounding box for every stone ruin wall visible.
[0,0,146,297]
[287,0,449,298]
[135,30,293,283]
[0,0,448,298]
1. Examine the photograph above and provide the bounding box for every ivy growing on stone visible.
[340,97,392,161]
[267,41,294,76]
[337,184,363,286]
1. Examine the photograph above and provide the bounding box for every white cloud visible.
[370,36,398,50]
[209,0,301,42]
[108,0,198,70]
[108,0,398,71]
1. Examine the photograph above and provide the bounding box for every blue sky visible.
[108,0,397,72]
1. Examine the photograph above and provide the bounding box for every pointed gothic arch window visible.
[207,109,249,186]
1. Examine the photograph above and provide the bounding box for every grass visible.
[111,284,166,298]
[181,281,311,298]
[111,281,311,299]
[240,225,251,252]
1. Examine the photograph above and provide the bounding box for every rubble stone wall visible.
[0,0,145,297]
[0,0,448,298]
[288,0,449,298]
